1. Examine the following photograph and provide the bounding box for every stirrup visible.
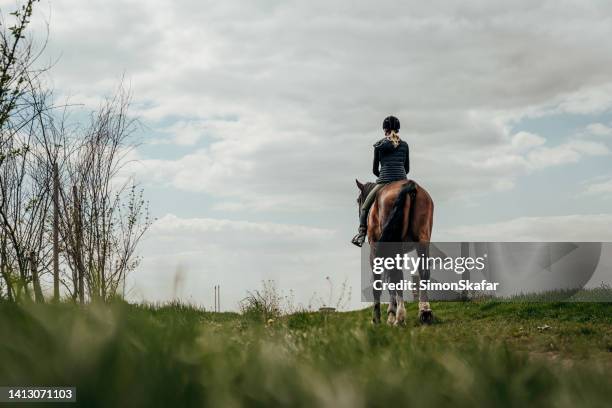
[351,228,367,247]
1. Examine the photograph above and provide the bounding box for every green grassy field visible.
[1,300,612,407]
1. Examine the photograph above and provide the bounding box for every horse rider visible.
[351,115,409,247]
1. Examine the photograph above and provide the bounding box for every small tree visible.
[59,87,151,302]
[0,2,151,302]
[0,0,51,300]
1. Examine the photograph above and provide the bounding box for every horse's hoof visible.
[394,317,406,327]
[372,305,381,325]
[372,311,381,325]
[387,312,396,326]
[372,312,381,325]
[419,310,434,325]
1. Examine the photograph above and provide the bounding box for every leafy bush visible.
[239,280,283,322]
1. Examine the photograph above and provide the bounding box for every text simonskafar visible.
[372,279,499,292]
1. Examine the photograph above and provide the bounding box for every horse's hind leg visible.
[386,267,406,326]
[392,268,406,326]
[394,292,406,326]
[416,244,433,324]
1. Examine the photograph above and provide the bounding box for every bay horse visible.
[355,179,434,325]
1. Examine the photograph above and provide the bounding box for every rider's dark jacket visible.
[373,138,409,184]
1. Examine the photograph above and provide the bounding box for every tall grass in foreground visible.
[0,300,611,407]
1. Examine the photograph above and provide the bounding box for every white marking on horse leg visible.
[386,293,396,325]
[418,301,433,324]
[395,294,406,326]
[387,310,396,325]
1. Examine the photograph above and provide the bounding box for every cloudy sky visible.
[11,0,612,309]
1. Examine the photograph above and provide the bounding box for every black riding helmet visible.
[382,116,400,132]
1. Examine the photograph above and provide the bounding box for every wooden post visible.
[73,185,84,304]
[53,163,59,302]
[30,251,44,303]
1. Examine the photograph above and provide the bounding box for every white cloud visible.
[151,213,334,240]
[157,121,210,146]
[525,140,609,169]
[127,127,609,211]
[18,0,612,213]
[585,123,612,137]
[132,214,357,311]
[510,131,546,151]
[551,84,612,116]
[583,178,612,196]
[438,214,612,241]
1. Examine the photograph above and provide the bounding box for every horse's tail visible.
[379,181,417,242]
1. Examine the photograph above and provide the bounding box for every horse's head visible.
[355,179,376,214]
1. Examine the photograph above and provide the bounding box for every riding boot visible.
[351,203,371,247]
[351,225,367,247]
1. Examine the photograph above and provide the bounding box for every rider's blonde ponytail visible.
[386,130,401,147]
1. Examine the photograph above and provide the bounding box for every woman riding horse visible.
[351,115,409,247]
[353,116,434,325]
